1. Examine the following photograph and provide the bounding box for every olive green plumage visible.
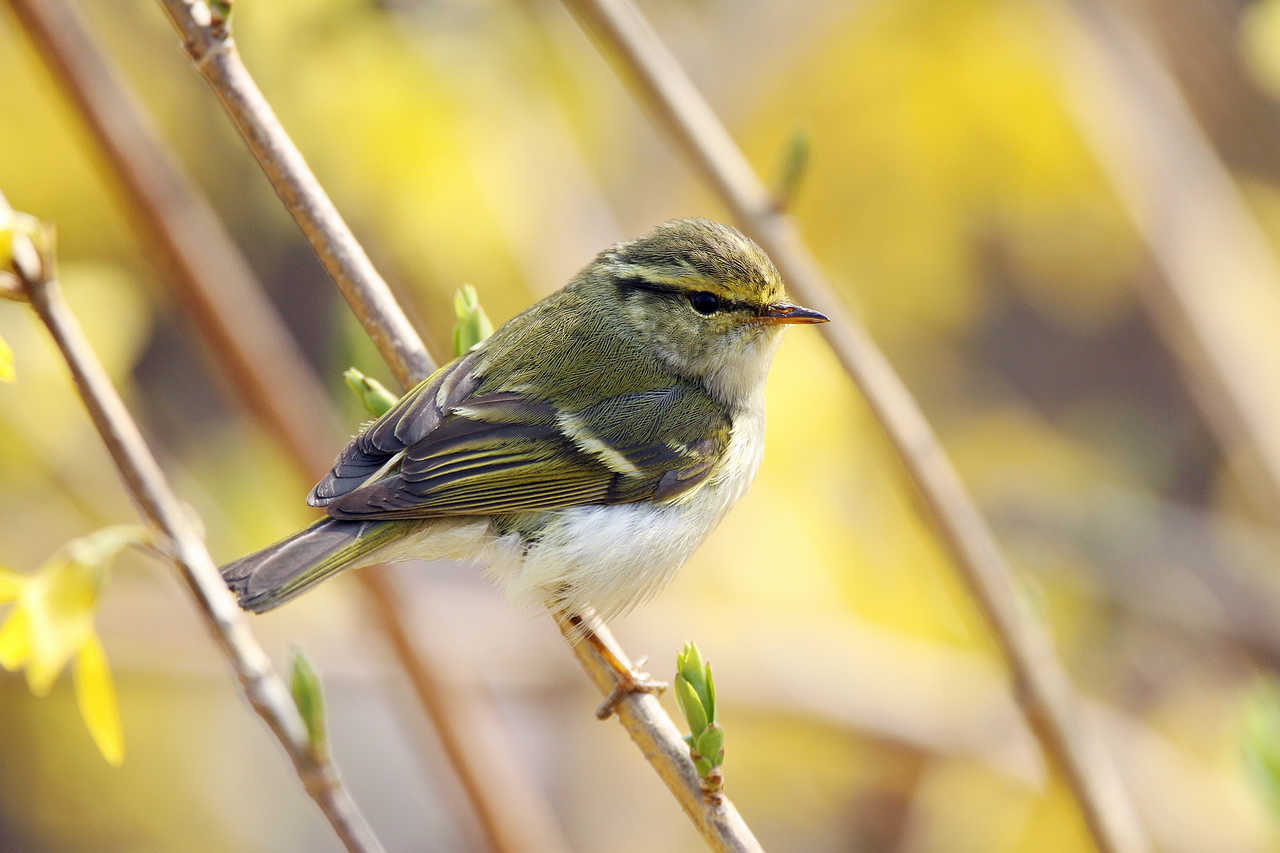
[220,218,826,615]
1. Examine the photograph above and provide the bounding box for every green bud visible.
[343,367,398,417]
[290,648,328,759]
[693,756,713,778]
[210,0,232,25]
[452,284,493,356]
[677,642,707,700]
[677,641,717,723]
[696,724,724,766]
[674,673,708,735]
[775,129,811,211]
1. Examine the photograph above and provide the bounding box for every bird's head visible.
[585,218,827,407]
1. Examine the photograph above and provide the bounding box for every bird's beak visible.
[759,301,829,325]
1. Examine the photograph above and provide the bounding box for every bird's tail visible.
[220,518,406,613]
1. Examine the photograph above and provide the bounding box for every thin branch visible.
[7,0,340,474]
[10,2,569,851]
[556,1,1150,852]
[155,0,433,388]
[10,245,385,853]
[556,611,764,853]
[1035,0,1280,525]
[150,3,764,851]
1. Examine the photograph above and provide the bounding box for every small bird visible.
[221,219,826,631]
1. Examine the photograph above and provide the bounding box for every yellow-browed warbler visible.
[221,219,827,632]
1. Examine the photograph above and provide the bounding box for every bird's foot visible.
[595,655,668,720]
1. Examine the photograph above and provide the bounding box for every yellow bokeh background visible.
[3,0,1280,850]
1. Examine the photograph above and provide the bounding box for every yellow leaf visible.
[0,605,32,670]
[24,560,96,697]
[74,633,123,767]
[0,335,12,382]
[0,567,23,603]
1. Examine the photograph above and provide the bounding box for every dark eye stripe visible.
[616,276,754,313]
[617,276,683,298]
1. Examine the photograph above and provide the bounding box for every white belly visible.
[490,403,766,619]
[376,404,765,620]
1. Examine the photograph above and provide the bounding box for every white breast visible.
[489,401,767,620]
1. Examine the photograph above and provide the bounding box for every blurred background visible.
[4,0,1280,850]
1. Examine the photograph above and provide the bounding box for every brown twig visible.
[150,2,764,850]
[1035,0,1280,525]
[10,2,569,851]
[7,224,385,853]
[155,0,432,388]
[6,0,340,473]
[555,610,763,853]
[557,1,1150,852]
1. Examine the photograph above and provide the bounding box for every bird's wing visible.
[314,376,731,521]
[308,350,483,506]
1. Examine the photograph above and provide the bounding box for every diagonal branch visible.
[7,225,385,853]
[150,2,763,851]
[557,1,1150,852]
[156,0,433,387]
[5,5,569,852]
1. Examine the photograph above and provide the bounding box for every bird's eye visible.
[689,291,721,315]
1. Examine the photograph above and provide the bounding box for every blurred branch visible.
[9,2,569,851]
[1036,0,1280,525]
[6,0,340,473]
[557,2,1149,852]
[91,583,1279,853]
[6,216,385,853]
[991,486,1280,666]
[151,2,763,851]
[553,610,763,853]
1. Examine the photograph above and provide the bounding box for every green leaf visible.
[0,335,13,382]
[704,660,716,724]
[451,284,493,356]
[674,673,708,735]
[673,672,691,721]
[677,642,707,704]
[343,367,398,417]
[290,648,328,758]
[693,756,713,778]
[696,724,724,766]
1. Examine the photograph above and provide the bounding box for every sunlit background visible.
[4,0,1280,850]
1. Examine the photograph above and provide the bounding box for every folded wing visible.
[317,377,730,521]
